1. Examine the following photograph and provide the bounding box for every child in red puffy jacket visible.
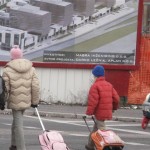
[85,65,120,150]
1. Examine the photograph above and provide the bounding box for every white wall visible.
[0,66,92,104]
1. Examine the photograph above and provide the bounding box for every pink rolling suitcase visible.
[35,108,70,150]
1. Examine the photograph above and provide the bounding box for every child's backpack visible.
[0,75,6,110]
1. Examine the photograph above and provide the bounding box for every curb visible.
[112,116,142,122]
[0,109,142,122]
[0,109,82,118]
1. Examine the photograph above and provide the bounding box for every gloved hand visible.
[84,114,94,119]
[31,104,38,108]
[0,105,5,110]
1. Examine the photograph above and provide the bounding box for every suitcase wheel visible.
[104,146,123,150]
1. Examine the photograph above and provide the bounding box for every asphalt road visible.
[0,114,150,150]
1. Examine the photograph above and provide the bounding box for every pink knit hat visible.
[10,45,23,60]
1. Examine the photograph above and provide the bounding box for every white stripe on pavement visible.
[62,132,150,146]
[124,142,150,146]
[25,116,148,133]
[108,127,150,135]
[1,123,40,130]
[107,123,141,127]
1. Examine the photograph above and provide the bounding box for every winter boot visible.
[9,145,17,150]
[141,116,149,129]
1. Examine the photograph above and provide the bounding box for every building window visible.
[0,33,2,42]
[21,33,24,39]
[0,19,4,26]
[5,33,11,46]
[6,20,10,27]
[14,34,19,45]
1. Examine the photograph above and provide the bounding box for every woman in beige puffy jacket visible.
[2,46,40,150]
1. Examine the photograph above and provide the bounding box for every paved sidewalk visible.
[0,104,143,122]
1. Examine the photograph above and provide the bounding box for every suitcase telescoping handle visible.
[82,115,96,132]
[35,108,46,131]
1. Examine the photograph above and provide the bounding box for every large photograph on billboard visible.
[0,0,141,68]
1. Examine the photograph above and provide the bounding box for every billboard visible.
[0,0,143,69]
